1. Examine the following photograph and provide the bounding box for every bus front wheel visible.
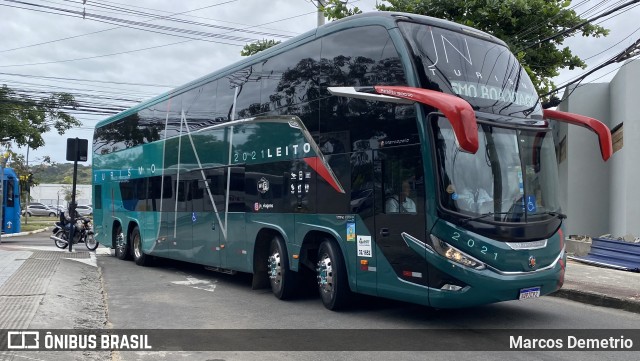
[317,240,351,310]
[268,236,295,300]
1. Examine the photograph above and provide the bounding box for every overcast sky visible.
[1,0,638,164]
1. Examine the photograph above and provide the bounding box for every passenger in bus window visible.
[386,179,416,214]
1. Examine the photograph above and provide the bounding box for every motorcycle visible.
[50,216,98,251]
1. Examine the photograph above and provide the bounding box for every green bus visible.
[92,12,612,310]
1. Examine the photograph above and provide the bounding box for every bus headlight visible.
[430,235,486,270]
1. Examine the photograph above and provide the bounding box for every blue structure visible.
[2,167,21,234]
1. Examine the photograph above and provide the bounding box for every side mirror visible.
[328,86,479,153]
[543,109,613,161]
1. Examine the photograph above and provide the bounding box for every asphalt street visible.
[1,232,639,361]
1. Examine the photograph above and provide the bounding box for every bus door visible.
[372,147,429,299]
[193,168,224,267]
[351,149,378,294]
[174,178,193,260]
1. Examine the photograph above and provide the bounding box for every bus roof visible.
[3,167,18,178]
[95,11,505,129]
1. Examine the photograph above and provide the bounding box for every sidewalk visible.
[551,259,640,313]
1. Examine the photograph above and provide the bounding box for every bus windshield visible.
[399,21,542,118]
[432,117,560,223]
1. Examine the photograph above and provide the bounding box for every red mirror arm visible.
[543,109,613,161]
[374,86,479,154]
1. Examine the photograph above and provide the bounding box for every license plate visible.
[519,286,541,300]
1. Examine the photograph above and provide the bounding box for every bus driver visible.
[386,180,416,213]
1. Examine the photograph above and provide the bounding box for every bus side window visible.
[203,168,227,212]
[94,185,102,210]
[379,151,424,215]
[7,179,14,207]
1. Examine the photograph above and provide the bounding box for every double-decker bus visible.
[92,12,612,310]
[2,167,21,234]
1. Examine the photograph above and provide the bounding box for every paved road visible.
[3,232,640,360]
[97,246,640,361]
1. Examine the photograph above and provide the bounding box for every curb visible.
[550,288,640,314]
[1,228,49,238]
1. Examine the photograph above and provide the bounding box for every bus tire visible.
[268,235,296,300]
[131,226,151,266]
[114,224,129,260]
[317,240,351,310]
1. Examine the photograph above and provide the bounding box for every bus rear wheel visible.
[131,226,151,266]
[114,224,129,260]
[317,240,351,310]
[268,236,295,300]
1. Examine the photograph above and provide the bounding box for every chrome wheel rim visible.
[268,251,283,288]
[133,233,141,259]
[115,231,125,255]
[317,253,334,295]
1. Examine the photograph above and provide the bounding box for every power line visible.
[1,1,302,53]
[521,0,640,51]
[541,37,640,99]
[73,0,294,39]
[584,26,640,61]
[0,72,175,88]
[94,0,301,35]
[0,0,274,45]
[514,0,590,41]
[0,39,197,68]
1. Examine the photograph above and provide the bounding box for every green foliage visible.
[31,163,92,184]
[241,39,281,56]
[29,162,92,185]
[321,0,362,21]
[324,0,609,97]
[0,84,81,149]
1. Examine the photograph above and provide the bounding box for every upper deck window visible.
[398,22,542,118]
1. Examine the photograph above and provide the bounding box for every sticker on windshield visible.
[526,195,537,213]
[451,193,459,200]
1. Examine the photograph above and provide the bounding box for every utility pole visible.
[317,0,326,27]
[24,145,29,225]
[65,138,88,253]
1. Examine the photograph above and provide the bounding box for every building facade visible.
[557,60,639,239]
[29,183,92,207]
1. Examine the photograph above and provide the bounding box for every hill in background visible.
[33,162,92,184]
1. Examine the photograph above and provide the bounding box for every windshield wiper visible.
[533,211,567,219]
[461,211,567,224]
[460,212,513,224]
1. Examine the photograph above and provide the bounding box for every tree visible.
[0,84,81,149]
[241,39,281,56]
[323,0,609,98]
[321,0,362,21]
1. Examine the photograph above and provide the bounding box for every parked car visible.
[23,204,58,217]
[75,205,93,216]
[52,205,67,214]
